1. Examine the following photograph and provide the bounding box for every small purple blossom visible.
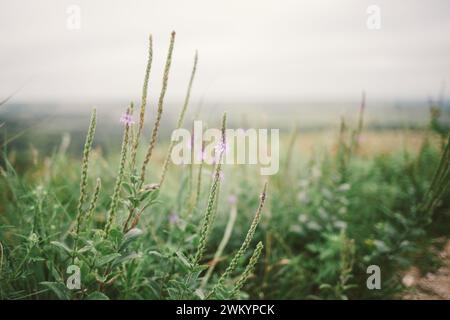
[214,141,229,155]
[228,194,237,205]
[169,212,180,225]
[120,113,135,125]
[213,141,229,163]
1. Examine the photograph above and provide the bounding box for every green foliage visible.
[0,35,449,301]
[1,130,447,300]
[0,34,266,300]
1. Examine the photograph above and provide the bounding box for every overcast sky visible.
[1,0,450,105]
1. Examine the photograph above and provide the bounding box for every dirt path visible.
[403,240,450,300]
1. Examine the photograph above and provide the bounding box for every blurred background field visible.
[1,95,449,299]
[1,99,444,156]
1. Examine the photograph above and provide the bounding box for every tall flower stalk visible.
[141,31,176,183]
[105,104,133,236]
[159,51,198,187]
[208,182,267,298]
[350,91,366,153]
[193,113,227,265]
[75,108,97,236]
[201,193,238,289]
[131,35,153,169]
[73,108,96,261]
[230,241,264,298]
[84,177,101,226]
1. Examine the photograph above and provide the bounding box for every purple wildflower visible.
[228,194,237,205]
[169,212,180,225]
[120,113,135,125]
[214,140,229,155]
[212,141,229,163]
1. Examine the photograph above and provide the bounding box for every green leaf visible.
[96,253,121,267]
[122,181,133,195]
[78,243,94,254]
[124,228,143,241]
[145,189,160,206]
[139,188,159,202]
[86,291,110,300]
[94,238,114,254]
[319,283,333,291]
[148,250,164,258]
[175,251,193,271]
[109,228,124,245]
[130,174,139,185]
[40,282,70,300]
[114,252,142,266]
[50,241,72,254]
[120,228,143,249]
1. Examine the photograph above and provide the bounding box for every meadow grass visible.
[0,33,449,300]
